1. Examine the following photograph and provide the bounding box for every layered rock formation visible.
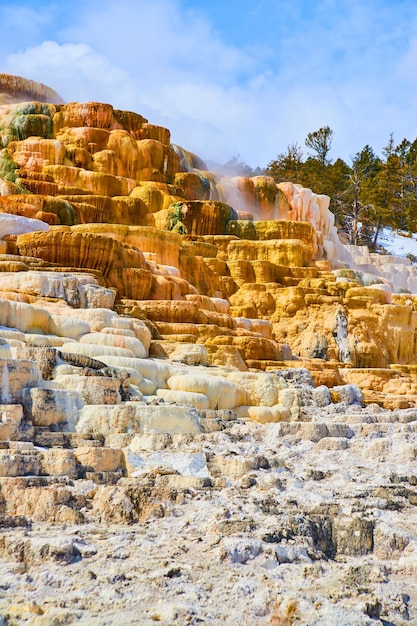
[0,75,416,624]
[0,73,65,106]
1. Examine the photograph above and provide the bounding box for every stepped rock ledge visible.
[0,74,416,625]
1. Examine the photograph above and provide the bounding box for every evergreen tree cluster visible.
[266,127,417,248]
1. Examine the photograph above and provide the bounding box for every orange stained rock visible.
[179,253,222,297]
[314,259,333,271]
[391,293,417,310]
[216,276,237,299]
[65,146,94,170]
[231,327,263,338]
[227,238,314,267]
[371,303,417,364]
[0,290,31,302]
[249,260,281,283]
[5,90,417,382]
[56,126,111,153]
[226,260,256,286]
[106,130,141,179]
[155,322,241,343]
[155,322,200,336]
[252,176,283,220]
[272,301,342,360]
[203,258,229,277]
[377,369,417,400]
[4,196,77,226]
[180,240,218,259]
[339,368,401,392]
[229,304,257,320]
[148,274,196,300]
[297,276,335,290]
[92,150,126,177]
[71,224,181,267]
[229,283,277,318]
[35,211,60,225]
[89,130,175,182]
[134,139,174,182]
[157,335,197,346]
[2,194,55,211]
[0,73,64,104]
[43,165,136,197]
[201,235,240,260]
[0,180,21,197]
[0,196,40,219]
[107,267,153,300]
[197,309,237,329]
[121,299,201,324]
[248,319,273,339]
[137,123,170,144]
[227,218,318,248]
[205,344,248,371]
[164,201,238,236]
[350,340,387,369]
[8,138,67,171]
[118,243,146,269]
[269,294,417,368]
[0,259,29,272]
[131,183,183,214]
[54,194,148,226]
[308,369,344,388]
[205,334,282,362]
[344,286,389,305]
[58,195,112,223]
[174,172,211,201]
[109,196,148,226]
[15,178,59,196]
[69,201,107,225]
[304,294,343,307]
[389,364,417,375]
[53,102,115,132]
[194,325,235,342]
[383,379,417,394]
[16,230,135,277]
[184,294,218,312]
[109,109,147,133]
[336,305,408,368]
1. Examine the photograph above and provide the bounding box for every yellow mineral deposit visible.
[0,79,415,459]
[0,74,415,393]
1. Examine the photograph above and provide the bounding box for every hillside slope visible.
[0,75,416,625]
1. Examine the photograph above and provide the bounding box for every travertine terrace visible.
[0,74,416,625]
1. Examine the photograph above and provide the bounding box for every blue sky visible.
[1,0,417,167]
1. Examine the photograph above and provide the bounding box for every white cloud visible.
[4,0,264,163]
[2,0,417,167]
[59,0,256,84]
[6,41,133,103]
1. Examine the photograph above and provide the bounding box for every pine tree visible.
[325,158,352,224]
[391,138,417,231]
[265,128,417,245]
[372,134,404,233]
[304,126,334,165]
[338,146,382,246]
[266,143,304,184]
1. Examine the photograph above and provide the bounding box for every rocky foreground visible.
[1,372,417,625]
